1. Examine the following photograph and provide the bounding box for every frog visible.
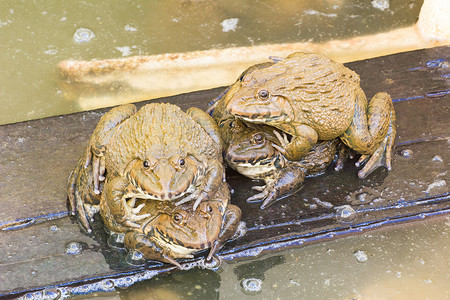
[222,52,396,179]
[221,118,344,208]
[104,182,242,268]
[68,103,225,233]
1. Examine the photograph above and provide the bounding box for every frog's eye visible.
[143,160,150,169]
[258,89,269,100]
[252,133,265,145]
[179,158,185,167]
[173,213,183,224]
[207,205,213,214]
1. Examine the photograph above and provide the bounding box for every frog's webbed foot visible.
[247,166,306,209]
[355,107,396,178]
[271,130,290,155]
[356,128,394,178]
[121,197,152,228]
[272,125,318,161]
[124,231,183,269]
[207,204,242,261]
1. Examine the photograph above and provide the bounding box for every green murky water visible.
[0,0,423,125]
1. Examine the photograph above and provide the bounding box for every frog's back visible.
[268,53,361,139]
[107,103,220,171]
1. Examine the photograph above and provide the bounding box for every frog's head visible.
[225,63,294,125]
[141,200,223,257]
[224,121,285,179]
[124,154,201,201]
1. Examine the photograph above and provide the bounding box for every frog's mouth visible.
[227,94,293,124]
[143,224,209,258]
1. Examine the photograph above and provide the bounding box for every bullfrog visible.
[221,118,343,208]
[104,182,241,268]
[68,103,224,232]
[223,52,396,179]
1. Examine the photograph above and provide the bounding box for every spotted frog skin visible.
[68,103,224,233]
[222,118,342,208]
[223,52,396,179]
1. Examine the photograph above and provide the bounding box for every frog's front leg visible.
[85,104,137,193]
[175,158,224,210]
[124,231,182,269]
[341,90,396,178]
[101,176,151,230]
[272,125,318,161]
[247,166,307,209]
[207,204,242,260]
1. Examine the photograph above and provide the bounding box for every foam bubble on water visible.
[312,197,333,208]
[66,241,82,255]
[116,46,131,57]
[241,278,262,295]
[353,250,368,263]
[400,149,413,158]
[73,28,95,43]
[126,250,146,266]
[124,24,137,32]
[335,205,356,222]
[432,155,443,162]
[221,18,239,32]
[424,179,446,194]
[371,0,389,11]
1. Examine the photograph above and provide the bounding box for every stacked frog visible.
[209,52,396,209]
[68,103,241,269]
[68,52,396,267]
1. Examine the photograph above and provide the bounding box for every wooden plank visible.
[0,46,449,298]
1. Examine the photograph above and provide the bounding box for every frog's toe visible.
[272,143,287,155]
[357,139,388,178]
[246,191,267,203]
[251,185,266,192]
[260,192,279,209]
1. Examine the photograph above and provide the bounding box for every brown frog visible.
[221,118,343,208]
[222,52,396,179]
[106,182,241,268]
[68,103,224,233]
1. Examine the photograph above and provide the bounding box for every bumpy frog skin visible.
[223,52,396,179]
[68,103,224,233]
[104,182,241,268]
[222,119,342,208]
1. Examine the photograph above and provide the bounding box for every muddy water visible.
[0,0,423,125]
[83,216,449,299]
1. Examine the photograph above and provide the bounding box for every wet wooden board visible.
[0,46,449,298]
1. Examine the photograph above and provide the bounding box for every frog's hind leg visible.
[341,90,396,178]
